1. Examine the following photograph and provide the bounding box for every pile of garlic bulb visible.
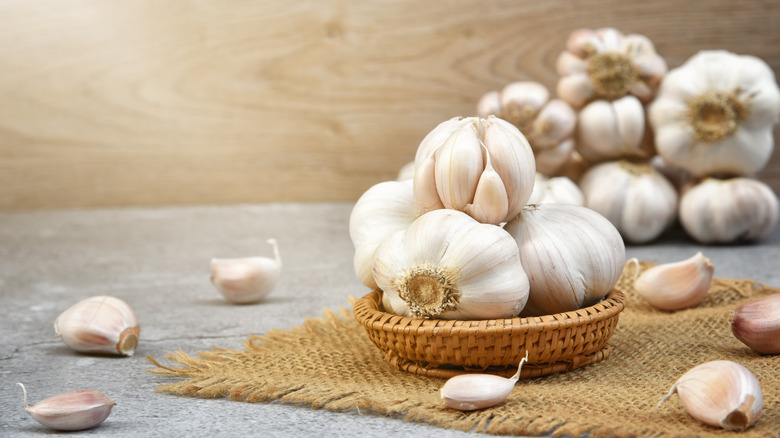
[476,27,780,244]
[351,116,626,321]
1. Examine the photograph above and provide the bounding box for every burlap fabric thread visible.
[149,262,780,437]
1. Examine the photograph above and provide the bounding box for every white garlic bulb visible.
[504,203,625,316]
[527,173,584,206]
[440,352,528,411]
[476,82,576,176]
[649,50,780,177]
[579,160,678,243]
[556,27,667,108]
[210,238,282,304]
[679,177,779,244]
[54,296,139,356]
[413,116,536,225]
[634,252,713,311]
[576,95,649,163]
[658,360,763,430]
[349,180,421,289]
[373,209,529,320]
[18,383,115,431]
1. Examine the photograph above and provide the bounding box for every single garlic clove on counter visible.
[634,252,713,311]
[657,360,763,431]
[441,352,529,411]
[18,383,115,431]
[732,293,780,354]
[211,238,282,304]
[54,296,139,356]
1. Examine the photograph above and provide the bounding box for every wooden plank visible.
[0,0,778,210]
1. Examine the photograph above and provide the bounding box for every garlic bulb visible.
[54,296,139,356]
[349,179,421,289]
[476,82,576,176]
[373,209,529,320]
[579,160,678,243]
[732,293,780,354]
[396,161,415,181]
[576,95,650,163]
[18,383,115,431]
[504,203,625,316]
[649,50,780,177]
[440,352,528,411]
[556,27,667,108]
[634,252,713,311]
[679,177,779,244]
[413,116,536,225]
[527,173,584,206]
[658,360,763,430]
[210,238,282,304]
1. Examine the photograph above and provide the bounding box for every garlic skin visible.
[579,160,678,243]
[634,252,713,311]
[18,383,115,431]
[679,177,779,244]
[649,50,780,178]
[413,116,535,225]
[556,27,667,108]
[477,83,577,176]
[732,293,780,354]
[441,352,528,411]
[54,296,139,356]
[349,180,421,289]
[658,361,763,431]
[210,238,282,304]
[576,95,649,163]
[527,173,584,206]
[373,209,529,320]
[504,203,625,316]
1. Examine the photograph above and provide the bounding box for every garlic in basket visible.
[634,252,713,311]
[413,116,535,225]
[504,203,625,316]
[350,180,421,289]
[373,209,529,319]
[649,50,780,177]
[54,296,139,356]
[211,238,282,304]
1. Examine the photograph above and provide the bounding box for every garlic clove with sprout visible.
[679,177,779,244]
[527,173,584,206]
[18,383,115,431]
[441,352,529,411]
[657,360,763,431]
[349,179,421,289]
[634,252,713,311]
[576,95,649,163]
[211,238,282,304]
[504,203,625,316]
[731,293,780,354]
[54,296,139,356]
[373,209,529,320]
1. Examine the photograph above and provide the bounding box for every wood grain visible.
[0,0,779,210]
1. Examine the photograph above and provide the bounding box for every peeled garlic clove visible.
[732,293,780,354]
[634,252,713,311]
[211,238,282,304]
[18,383,115,431]
[657,361,763,430]
[441,352,529,410]
[54,296,139,356]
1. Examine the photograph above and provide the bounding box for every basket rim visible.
[354,288,626,334]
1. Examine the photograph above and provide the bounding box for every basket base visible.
[383,344,612,379]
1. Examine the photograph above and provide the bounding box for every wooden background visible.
[1,0,779,210]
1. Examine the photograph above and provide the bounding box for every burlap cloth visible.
[149,262,780,437]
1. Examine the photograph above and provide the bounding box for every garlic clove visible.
[211,238,282,304]
[434,125,484,211]
[634,252,713,311]
[54,296,139,356]
[18,383,115,431]
[556,72,595,109]
[476,90,502,118]
[412,154,446,212]
[441,352,528,410]
[732,293,780,354]
[577,96,646,163]
[527,173,584,206]
[464,146,509,225]
[534,138,575,177]
[657,360,763,431]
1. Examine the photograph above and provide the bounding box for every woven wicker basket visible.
[353,289,626,378]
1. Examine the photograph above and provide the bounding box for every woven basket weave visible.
[353,289,626,378]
